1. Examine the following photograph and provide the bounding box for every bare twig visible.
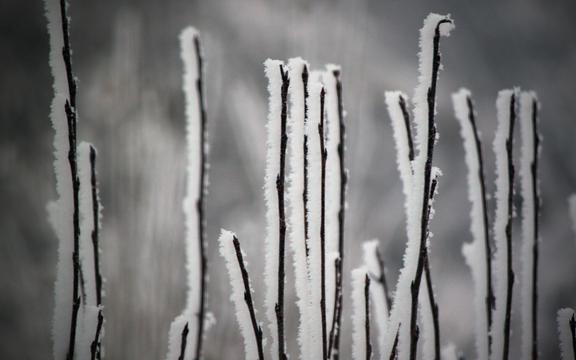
[178,323,189,360]
[570,315,576,360]
[374,248,392,313]
[232,236,265,360]
[364,275,372,360]
[319,88,328,359]
[529,99,540,360]
[90,309,104,360]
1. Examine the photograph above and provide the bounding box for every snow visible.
[351,267,370,360]
[491,88,518,360]
[453,88,490,360]
[362,240,388,358]
[381,13,453,360]
[519,91,540,360]
[166,27,205,360]
[263,59,285,357]
[218,230,260,360]
[557,308,575,360]
[287,57,312,358]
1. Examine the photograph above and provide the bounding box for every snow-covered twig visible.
[519,91,540,360]
[263,59,289,360]
[167,27,209,360]
[453,89,493,360]
[218,230,265,360]
[351,268,372,360]
[287,58,311,358]
[557,308,576,360]
[492,89,518,360]
[324,66,347,360]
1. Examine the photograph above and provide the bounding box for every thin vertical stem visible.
[319,88,328,360]
[364,275,372,360]
[529,99,540,360]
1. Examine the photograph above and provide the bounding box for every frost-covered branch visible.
[557,308,576,360]
[167,27,209,360]
[324,66,347,360]
[319,86,328,360]
[287,58,311,358]
[519,91,540,360]
[351,268,372,360]
[452,89,493,360]
[492,89,518,360]
[263,59,289,360]
[218,230,265,360]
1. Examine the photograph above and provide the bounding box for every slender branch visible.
[89,146,103,307]
[232,235,265,360]
[398,95,414,162]
[502,93,517,360]
[529,99,540,360]
[329,68,347,360]
[274,64,289,360]
[465,95,495,355]
[193,34,208,360]
[90,309,104,360]
[364,275,372,360]
[319,88,328,360]
[408,18,451,360]
[302,66,310,258]
[178,323,190,360]
[570,315,576,360]
[390,326,400,360]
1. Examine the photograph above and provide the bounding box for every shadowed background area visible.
[1,0,576,358]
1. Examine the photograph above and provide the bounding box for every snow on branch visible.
[167,26,210,360]
[218,230,265,360]
[492,88,518,360]
[381,13,454,360]
[287,57,312,359]
[452,88,493,360]
[351,267,372,360]
[263,59,289,360]
[519,91,541,360]
[557,308,576,360]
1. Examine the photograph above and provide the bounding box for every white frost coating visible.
[77,142,104,359]
[167,27,205,360]
[382,14,454,360]
[385,91,413,202]
[44,0,76,356]
[351,267,370,360]
[218,230,259,360]
[324,65,342,338]
[519,91,540,360]
[558,308,576,360]
[287,57,311,359]
[362,240,388,357]
[570,195,576,241]
[306,78,325,359]
[441,344,459,360]
[263,59,285,358]
[491,89,517,360]
[453,88,489,360]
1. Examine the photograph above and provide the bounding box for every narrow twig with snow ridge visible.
[351,268,372,360]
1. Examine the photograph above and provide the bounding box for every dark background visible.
[1,0,575,358]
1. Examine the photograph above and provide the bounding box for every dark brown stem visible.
[398,95,414,162]
[319,88,328,360]
[89,146,103,307]
[374,247,392,313]
[464,95,494,355]
[328,257,342,359]
[364,275,372,360]
[408,18,451,360]
[390,326,400,360]
[529,99,540,360]
[192,33,208,360]
[302,66,310,258]
[232,235,265,360]
[569,314,576,360]
[178,323,189,360]
[328,68,347,360]
[502,93,517,360]
[424,255,440,360]
[275,64,289,360]
[90,309,104,360]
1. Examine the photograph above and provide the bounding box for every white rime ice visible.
[453,88,490,360]
[382,13,454,360]
[519,91,540,360]
[491,89,518,360]
[351,267,370,360]
[570,195,576,241]
[218,230,260,360]
[77,142,103,359]
[167,27,207,360]
[44,0,77,357]
[263,59,285,358]
[557,308,576,360]
[306,77,325,359]
[363,240,388,358]
[324,65,343,335]
[287,57,312,359]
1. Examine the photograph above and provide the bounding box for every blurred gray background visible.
[1,0,576,358]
